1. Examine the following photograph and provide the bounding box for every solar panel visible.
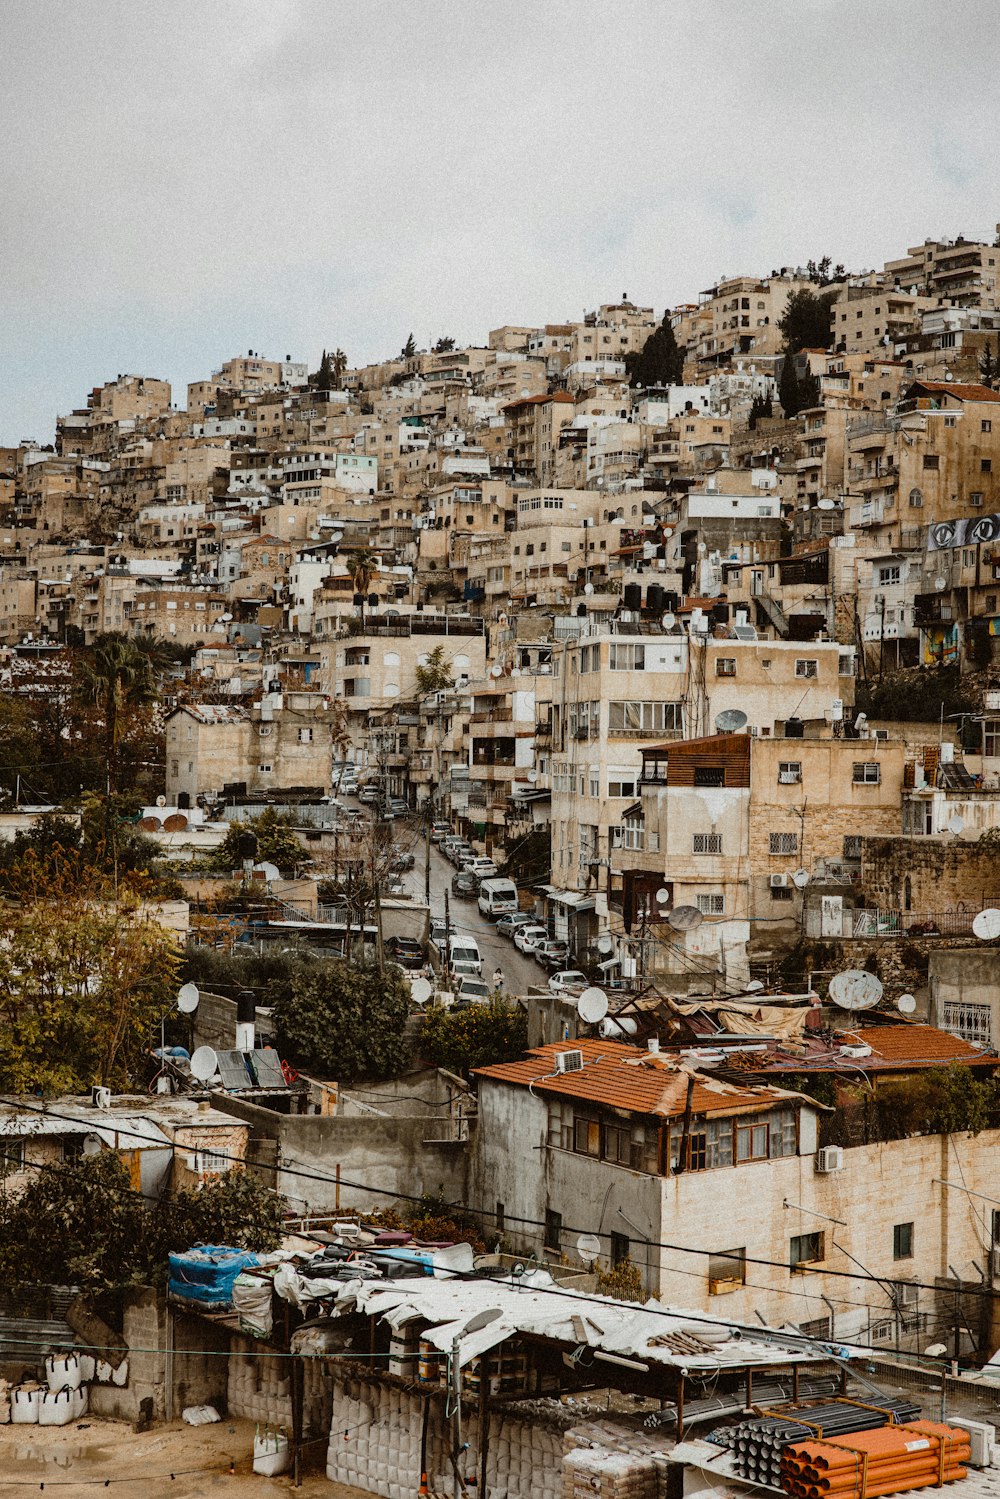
[215,1050,254,1091]
[249,1049,287,1089]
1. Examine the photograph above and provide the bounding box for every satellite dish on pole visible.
[655,887,671,905]
[578,988,609,1024]
[662,612,676,631]
[828,969,883,1011]
[410,976,433,1005]
[948,814,965,836]
[257,861,281,883]
[576,1233,602,1259]
[792,869,810,889]
[668,905,704,932]
[973,908,1000,940]
[177,983,200,1014]
[715,708,749,734]
[190,1046,219,1082]
[597,933,614,955]
[896,993,917,1014]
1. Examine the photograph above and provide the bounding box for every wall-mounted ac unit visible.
[948,1417,995,1469]
[554,1049,583,1074]
[816,1145,844,1173]
[770,873,790,888]
[896,1280,918,1307]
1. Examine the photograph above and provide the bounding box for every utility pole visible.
[444,889,452,979]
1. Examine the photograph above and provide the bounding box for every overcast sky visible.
[3,0,999,444]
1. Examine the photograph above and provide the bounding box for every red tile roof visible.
[752,1022,988,1075]
[474,1039,798,1118]
[909,380,1000,404]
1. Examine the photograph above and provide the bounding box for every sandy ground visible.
[0,1416,373,1497]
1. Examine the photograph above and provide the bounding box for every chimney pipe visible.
[647,1037,660,1054]
[236,990,256,1053]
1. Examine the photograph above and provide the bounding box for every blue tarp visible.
[168,1245,260,1309]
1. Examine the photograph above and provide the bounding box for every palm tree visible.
[347,549,378,628]
[77,633,159,796]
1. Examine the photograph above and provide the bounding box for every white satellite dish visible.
[745,979,765,993]
[792,869,810,889]
[668,905,704,932]
[490,664,503,678]
[257,861,281,882]
[948,815,965,836]
[934,577,947,592]
[584,583,595,596]
[190,1045,219,1082]
[578,988,609,1024]
[156,794,167,808]
[924,1343,948,1359]
[221,612,233,622]
[177,982,200,1014]
[817,498,835,511]
[410,976,433,1005]
[527,769,538,783]
[973,908,1000,940]
[828,969,883,1011]
[597,933,614,955]
[897,993,917,1014]
[662,612,676,631]
[655,887,671,905]
[715,708,748,734]
[576,1233,603,1259]
[330,530,344,543]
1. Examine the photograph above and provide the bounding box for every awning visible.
[548,890,596,911]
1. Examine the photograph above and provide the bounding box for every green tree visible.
[215,807,304,876]
[779,352,802,418]
[980,337,999,390]
[779,287,836,355]
[313,349,333,390]
[76,633,159,796]
[419,995,527,1080]
[401,334,417,359]
[747,393,773,430]
[273,961,411,1080]
[331,348,348,388]
[626,312,684,388]
[798,368,821,411]
[433,336,456,353]
[415,644,454,695]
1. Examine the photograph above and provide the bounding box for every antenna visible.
[668,904,704,932]
[828,969,883,1011]
[973,908,1000,940]
[190,1045,219,1082]
[715,708,748,734]
[177,983,200,1015]
[577,987,609,1024]
[896,993,917,1014]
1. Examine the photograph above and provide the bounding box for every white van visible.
[448,935,482,975]
[478,878,518,918]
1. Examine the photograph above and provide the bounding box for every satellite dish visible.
[257,861,281,882]
[817,498,835,510]
[597,933,614,954]
[527,769,538,783]
[924,1343,948,1359]
[156,795,167,808]
[715,708,748,734]
[662,612,676,631]
[578,987,609,1024]
[897,993,917,1014]
[668,905,704,932]
[745,979,765,993]
[697,542,707,555]
[655,888,671,905]
[576,1233,602,1259]
[177,983,200,1014]
[973,908,1000,940]
[410,976,433,1005]
[584,583,595,596]
[490,664,503,678]
[190,1046,219,1082]
[828,969,883,1011]
[330,530,344,543]
[221,612,233,622]
[948,815,965,836]
[934,577,947,592]
[792,869,810,889]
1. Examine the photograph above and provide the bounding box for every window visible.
[778,762,802,784]
[196,1149,229,1177]
[609,701,684,734]
[693,833,723,854]
[708,1248,746,1289]
[992,1209,1000,1246]
[983,420,993,433]
[984,459,994,474]
[0,1138,24,1177]
[694,766,725,787]
[697,893,725,915]
[609,1231,630,1267]
[736,1120,770,1161]
[984,719,1000,757]
[853,762,880,784]
[771,884,793,902]
[790,1231,824,1268]
[716,658,737,677]
[607,776,636,798]
[970,492,984,507]
[574,1116,600,1157]
[496,1201,505,1234]
[769,831,798,855]
[878,566,901,586]
[298,727,313,743]
[609,643,645,670]
[942,1000,992,1046]
[923,454,939,470]
[908,487,924,509]
[893,1222,914,1260]
[799,1315,832,1340]
[547,1100,573,1150]
[839,654,855,675]
[795,659,818,679]
[843,835,862,859]
[545,1209,562,1252]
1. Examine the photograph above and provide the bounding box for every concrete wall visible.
[862,835,1000,913]
[929,947,1000,1047]
[214,1093,471,1215]
[89,1289,166,1422]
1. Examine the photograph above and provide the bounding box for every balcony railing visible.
[804,906,977,939]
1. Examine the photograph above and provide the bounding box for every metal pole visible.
[452,1337,462,1499]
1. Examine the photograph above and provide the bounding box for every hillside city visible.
[7,226,1000,1492]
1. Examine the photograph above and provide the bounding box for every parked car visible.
[430,822,451,844]
[548,970,589,997]
[514,924,549,954]
[387,936,424,970]
[429,918,447,947]
[451,960,483,982]
[392,852,416,872]
[467,857,499,881]
[359,786,380,805]
[496,910,533,938]
[455,850,480,872]
[439,838,467,862]
[388,799,409,817]
[535,939,570,970]
[451,870,478,897]
[455,976,490,1004]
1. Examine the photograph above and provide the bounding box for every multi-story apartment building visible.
[884,231,1000,308]
[165,690,336,805]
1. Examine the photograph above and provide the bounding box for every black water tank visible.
[646,583,664,615]
[576,603,588,617]
[624,583,642,610]
[237,991,257,1027]
[237,830,258,862]
[711,602,729,624]
[664,590,679,612]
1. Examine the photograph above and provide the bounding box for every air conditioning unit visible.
[816,1145,844,1173]
[873,728,889,743]
[554,1049,584,1074]
[770,873,790,888]
[896,1280,918,1307]
[947,1417,995,1468]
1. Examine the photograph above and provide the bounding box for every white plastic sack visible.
[45,1354,81,1392]
[253,1426,290,1476]
[182,1404,221,1426]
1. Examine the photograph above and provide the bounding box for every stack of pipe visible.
[781,1420,970,1499]
[727,1399,920,1486]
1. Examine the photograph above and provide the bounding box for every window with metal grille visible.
[799,1315,831,1339]
[716,658,737,677]
[778,762,802,783]
[795,659,818,678]
[942,1000,992,1046]
[696,893,725,915]
[693,833,723,854]
[843,836,862,858]
[853,762,881,783]
[708,1248,746,1288]
[769,831,798,855]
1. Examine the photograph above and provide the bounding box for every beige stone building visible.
[885,231,1000,308]
[166,691,337,803]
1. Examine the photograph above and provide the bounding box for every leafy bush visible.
[213,808,305,875]
[272,961,411,1080]
[420,996,528,1081]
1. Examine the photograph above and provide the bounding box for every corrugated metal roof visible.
[0,1113,171,1151]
